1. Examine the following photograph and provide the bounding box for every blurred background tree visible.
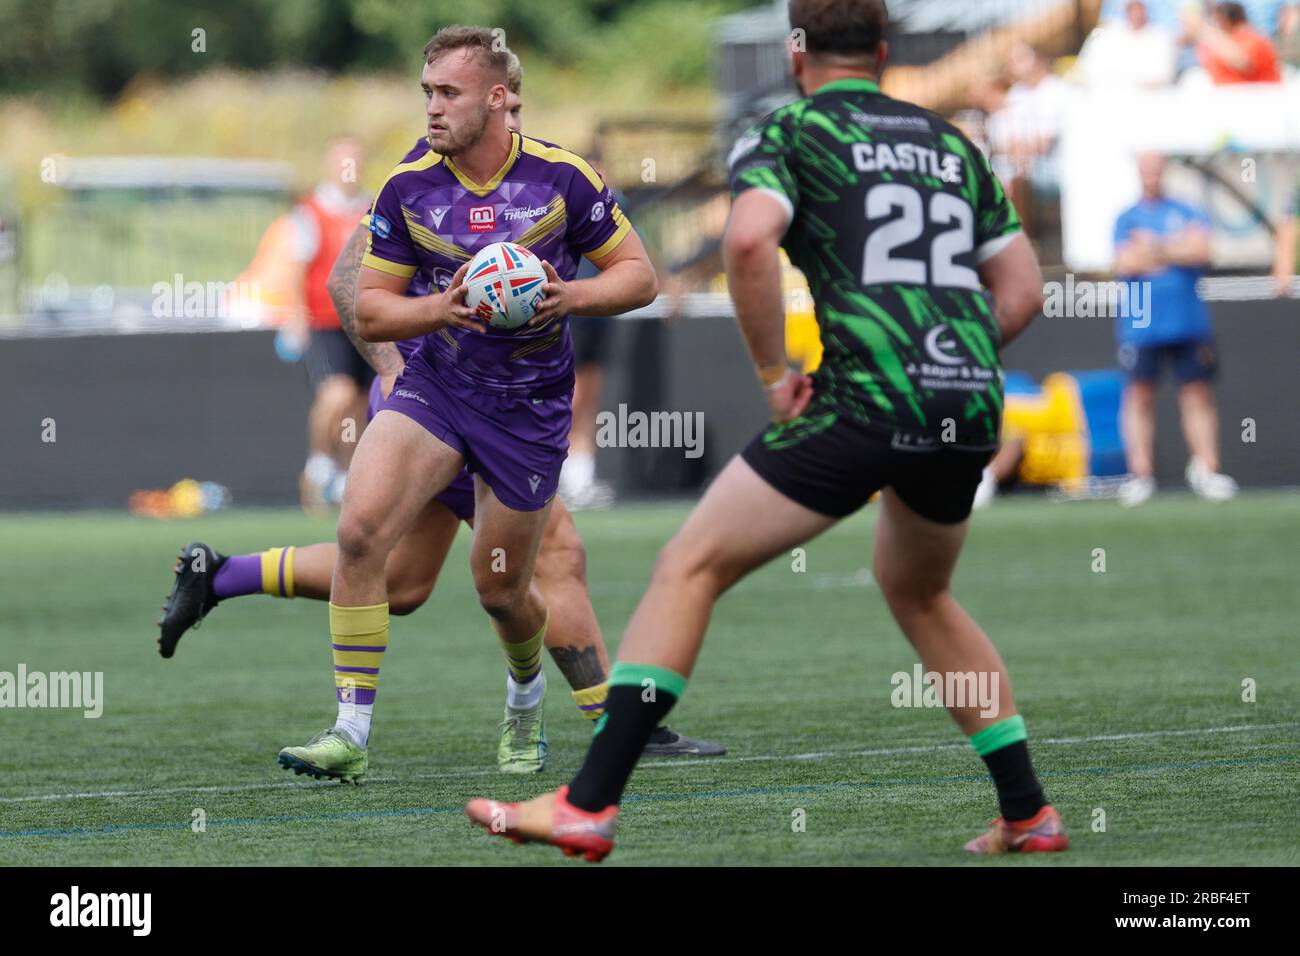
[0,0,756,99]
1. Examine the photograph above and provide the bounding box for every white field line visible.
[2,721,1294,806]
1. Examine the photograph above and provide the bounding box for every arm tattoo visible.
[547,645,608,691]
[328,224,404,377]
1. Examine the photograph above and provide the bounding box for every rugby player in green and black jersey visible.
[466,0,1066,860]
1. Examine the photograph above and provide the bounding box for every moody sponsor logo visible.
[469,205,496,232]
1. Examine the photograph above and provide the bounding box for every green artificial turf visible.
[1,492,1296,865]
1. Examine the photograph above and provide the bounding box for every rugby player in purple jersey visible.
[157,38,723,777]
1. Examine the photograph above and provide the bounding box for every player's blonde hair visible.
[423,25,512,85]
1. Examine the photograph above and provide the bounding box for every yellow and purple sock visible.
[330,602,388,747]
[498,611,547,686]
[212,547,296,599]
[572,681,609,721]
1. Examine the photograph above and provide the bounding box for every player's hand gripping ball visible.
[463,241,548,330]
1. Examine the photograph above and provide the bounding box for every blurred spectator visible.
[1279,3,1300,65]
[997,43,1072,238]
[1190,2,1283,82]
[1103,0,1287,35]
[562,160,621,512]
[1233,0,1290,33]
[958,77,1012,178]
[1112,153,1238,506]
[1102,0,1183,31]
[1273,180,1298,296]
[1078,1,1178,89]
[286,137,374,511]
[560,143,687,510]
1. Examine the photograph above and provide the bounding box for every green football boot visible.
[278,728,368,784]
[497,673,548,773]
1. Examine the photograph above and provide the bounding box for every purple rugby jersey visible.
[362,131,631,398]
[359,178,441,365]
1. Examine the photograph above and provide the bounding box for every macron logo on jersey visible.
[469,205,496,233]
[430,207,448,229]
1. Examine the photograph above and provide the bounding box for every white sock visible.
[326,470,348,505]
[972,467,997,509]
[305,452,336,487]
[334,702,374,748]
[506,669,546,711]
[560,452,595,495]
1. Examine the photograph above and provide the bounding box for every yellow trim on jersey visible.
[364,147,442,269]
[510,325,565,360]
[519,136,605,192]
[514,196,567,248]
[372,147,442,201]
[401,207,472,261]
[361,253,417,278]
[584,206,632,262]
[444,131,521,197]
[518,134,635,260]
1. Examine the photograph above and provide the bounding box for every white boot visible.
[1117,475,1156,507]
[1186,459,1238,502]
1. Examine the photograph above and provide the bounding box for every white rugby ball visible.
[463,241,548,330]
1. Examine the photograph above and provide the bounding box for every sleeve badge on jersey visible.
[727,131,763,168]
[369,214,392,238]
[590,201,605,223]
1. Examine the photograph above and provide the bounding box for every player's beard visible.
[434,103,491,157]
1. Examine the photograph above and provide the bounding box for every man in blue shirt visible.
[1112,152,1238,505]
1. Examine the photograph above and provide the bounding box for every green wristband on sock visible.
[608,661,688,701]
[969,715,1028,757]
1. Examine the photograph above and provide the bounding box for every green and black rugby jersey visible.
[728,77,1022,450]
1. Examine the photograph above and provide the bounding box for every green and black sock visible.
[566,662,687,812]
[970,715,1047,822]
